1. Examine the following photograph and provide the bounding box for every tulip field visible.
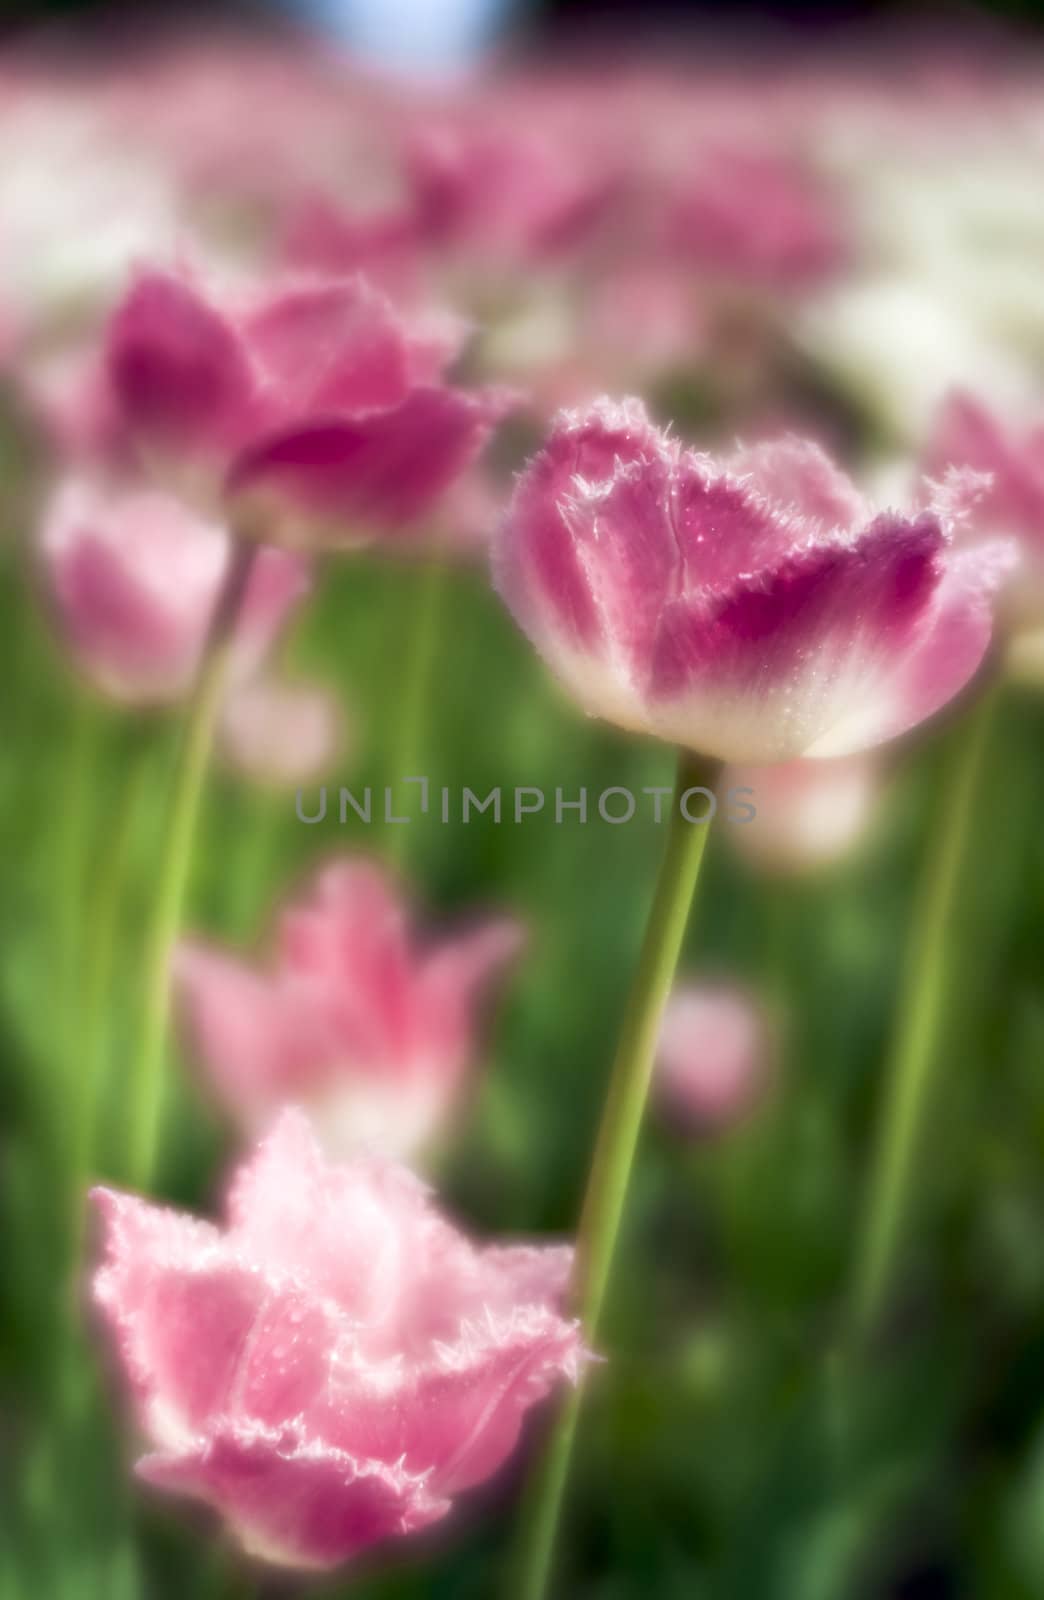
[2,18,1044,1600]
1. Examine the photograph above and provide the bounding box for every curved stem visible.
[512,748,716,1600]
[128,541,259,1191]
[849,684,1000,1339]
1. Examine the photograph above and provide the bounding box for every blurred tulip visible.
[406,119,614,267]
[175,858,524,1158]
[723,755,881,874]
[219,673,346,788]
[23,342,128,470]
[656,983,771,1133]
[105,268,512,544]
[665,145,845,288]
[925,390,1044,629]
[40,480,309,705]
[91,1110,584,1570]
[494,397,1011,763]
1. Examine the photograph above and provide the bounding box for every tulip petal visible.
[493,396,666,657]
[92,1188,248,1444]
[174,944,292,1126]
[805,540,1012,757]
[728,437,867,534]
[107,270,256,454]
[92,1112,583,1572]
[139,1425,446,1570]
[229,387,505,535]
[243,278,413,416]
[401,1309,584,1494]
[649,514,944,761]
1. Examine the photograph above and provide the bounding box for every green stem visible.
[512,748,716,1600]
[849,684,1000,1339]
[71,739,154,1240]
[128,542,259,1190]
[54,694,102,1133]
[386,554,450,865]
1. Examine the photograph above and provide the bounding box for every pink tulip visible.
[494,398,1012,763]
[40,480,308,704]
[723,756,881,875]
[656,984,770,1133]
[91,1111,584,1571]
[925,391,1044,627]
[175,859,525,1158]
[219,674,346,789]
[105,269,511,544]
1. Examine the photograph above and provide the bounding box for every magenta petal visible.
[139,1426,447,1570]
[493,396,674,679]
[806,540,1014,757]
[228,386,505,535]
[664,456,807,597]
[649,515,944,761]
[107,270,256,456]
[497,397,1008,758]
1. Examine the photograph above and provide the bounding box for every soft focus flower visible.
[664,145,845,289]
[494,397,1011,762]
[23,341,128,471]
[405,117,613,269]
[40,480,308,704]
[656,983,771,1133]
[219,674,347,788]
[723,755,881,875]
[924,390,1044,628]
[105,268,511,544]
[175,858,524,1158]
[91,1110,584,1570]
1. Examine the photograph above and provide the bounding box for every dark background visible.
[0,0,1040,46]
